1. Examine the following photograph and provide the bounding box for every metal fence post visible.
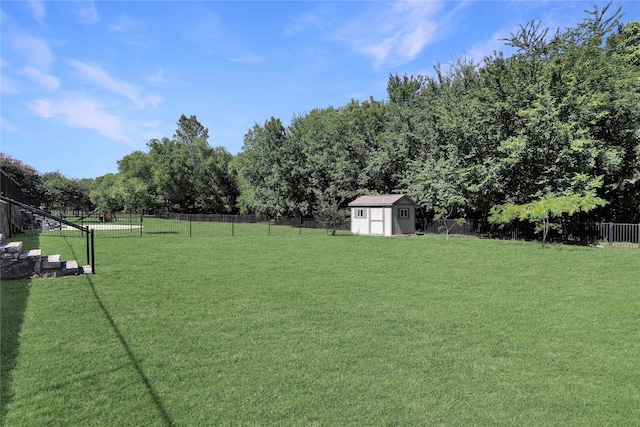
[189,217,192,237]
[86,227,90,266]
[90,229,95,274]
[232,216,235,237]
[608,222,613,247]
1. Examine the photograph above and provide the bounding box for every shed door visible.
[370,208,384,234]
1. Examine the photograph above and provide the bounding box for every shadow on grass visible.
[86,276,174,426]
[0,279,30,424]
[0,232,39,423]
[61,237,174,426]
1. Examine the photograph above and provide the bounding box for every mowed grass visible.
[2,234,639,426]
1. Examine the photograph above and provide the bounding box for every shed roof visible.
[348,194,415,207]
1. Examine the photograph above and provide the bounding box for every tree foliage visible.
[313,197,349,235]
[0,152,41,202]
[4,6,638,228]
[39,172,93,211]
[237,5,637,224]
[117,115,239,214]
[89,173,122,215]
[489,193,607,247]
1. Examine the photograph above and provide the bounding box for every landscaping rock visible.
[1,241,23,254]
[42,254,61,269]
[62,260,79,276]
[1,240,91,280]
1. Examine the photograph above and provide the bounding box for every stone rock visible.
[1,256,39,279]
[1,241,23,253]
[1,239,91,279]
[42,254,61,269]
[19,249,41,260]
[62,260,79,276]
[38,269,61,279]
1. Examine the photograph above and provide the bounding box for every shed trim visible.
[348,194,415,207]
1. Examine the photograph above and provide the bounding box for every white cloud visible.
[0,74,20,94]
[144,94,163,110]
[335,1,443,69]
[27,0,46,24]
[146,68,166,85]
[0,117,21,134]
[110,14,134,32]
[10,34,54,69]
[229,55,266,64]
[76,0,100,25]
[67,60,161,109]
[28,95,130,143]
[137,120,164,142]
[108,14,147,46]
[285,10,327,36]
[23,66,60,90]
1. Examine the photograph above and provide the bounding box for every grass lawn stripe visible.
[2,235,639,425]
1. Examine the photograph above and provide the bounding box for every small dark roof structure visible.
[348,194,415,207]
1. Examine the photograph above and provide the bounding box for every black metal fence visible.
[598,222,640,248]
[425,219,640,248]
[8,206,638,248]
[12,210,350,239]
[155,211,349,229]
[0,170,28,204]
[0,196,95,271]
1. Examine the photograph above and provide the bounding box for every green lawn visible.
[2,234,639,426]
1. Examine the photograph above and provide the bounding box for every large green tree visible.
[89,173,123,216]
[144,115,238,213]
[39,172,93,211]
[0,152,41,203]
[235,117,292,216]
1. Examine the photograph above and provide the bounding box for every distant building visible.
[348,194,416,236]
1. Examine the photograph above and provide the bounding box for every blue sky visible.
[2,0,638,179]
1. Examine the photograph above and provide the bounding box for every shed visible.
[348,194,416,236]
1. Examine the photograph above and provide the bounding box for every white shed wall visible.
[351,206,398,236]
[351,213,370,235]
[383,207,393,235]
[370,207,385,235]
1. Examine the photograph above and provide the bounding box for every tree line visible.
[238,5,639,223]
[2,5,639,223]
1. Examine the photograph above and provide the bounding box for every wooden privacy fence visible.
[426,219,640,248]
